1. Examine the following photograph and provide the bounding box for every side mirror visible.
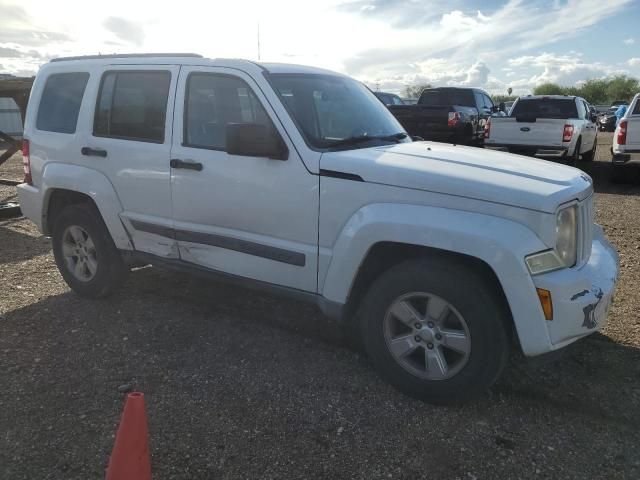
[590,113,597,123]
[226,123,288,161]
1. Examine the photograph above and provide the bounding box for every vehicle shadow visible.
[581,160,640,194]
[0,219,52,264]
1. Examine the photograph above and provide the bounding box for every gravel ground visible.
[1,135,640,479]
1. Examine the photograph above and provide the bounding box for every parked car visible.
[598,107,618,132]
[374,91,405,106]
[612,93,640,179]
[387,87,503,145]
[18,54,618,404]
[611,100,629,108]
[484,95,598,164]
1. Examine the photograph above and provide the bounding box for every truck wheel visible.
[581,138,596,162]
[567,138,581,166]
[358,257,510,405]
[52,203,127,298]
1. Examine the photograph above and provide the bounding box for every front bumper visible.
[531,225,618,351]
[485,144,568,159]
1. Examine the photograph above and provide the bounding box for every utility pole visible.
[257,22,261,61]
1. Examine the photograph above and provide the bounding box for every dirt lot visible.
[1,135,640,479]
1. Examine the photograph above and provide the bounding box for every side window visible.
[391,95,404,105]
[632,102,640,115]
[36,72,89,134]
[94,71,171,143]
[474,92,484,109]
[184,73,272,150]
[576,100,587,119]
[483,94,494,110]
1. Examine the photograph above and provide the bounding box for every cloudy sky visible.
[1,0,639,95]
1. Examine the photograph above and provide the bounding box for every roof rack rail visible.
[50,53,203,62]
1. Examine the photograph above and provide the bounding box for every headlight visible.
[555,206,577,267]
[525,206,577,275]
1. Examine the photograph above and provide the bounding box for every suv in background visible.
[18,54,618,404]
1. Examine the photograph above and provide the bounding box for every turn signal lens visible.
[536,288,553,321]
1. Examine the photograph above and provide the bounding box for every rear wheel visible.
[567,138,581,166]
[581,137,596,162]
[52,203,127,297]
[358,257,510,405]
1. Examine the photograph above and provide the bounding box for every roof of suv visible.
[47,53,342,76]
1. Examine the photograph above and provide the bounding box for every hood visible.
[320,142,593,213]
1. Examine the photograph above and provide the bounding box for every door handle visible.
[81,147,107,157]
[170,159,203,171]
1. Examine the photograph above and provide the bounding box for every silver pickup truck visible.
[485,95,598,165]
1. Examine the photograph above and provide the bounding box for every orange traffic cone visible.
[105,392,152,480]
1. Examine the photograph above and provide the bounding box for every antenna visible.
[257,22,261,61]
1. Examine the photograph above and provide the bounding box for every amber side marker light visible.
[536,288,553,321]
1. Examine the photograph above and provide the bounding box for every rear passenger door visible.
[86,65,179,257]
[169,66,319,293]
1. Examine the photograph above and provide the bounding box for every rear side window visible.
[511,99,578,119]
[36,72,89,133]
[184,73,272,150]
[633,102,640,115]
[94,71,171,143]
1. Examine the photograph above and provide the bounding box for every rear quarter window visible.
[36,72,89,134]
[633,102,640,115]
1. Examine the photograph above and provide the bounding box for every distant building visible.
[0,97,22,140]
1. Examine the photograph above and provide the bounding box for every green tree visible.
[579,78,608,104]
[533,83,567,96]
[492,94,518,104]
[404,83,431,99]
[605,75,640,104]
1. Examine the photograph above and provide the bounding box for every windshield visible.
[268,73,408,149]
[511,99,578,119]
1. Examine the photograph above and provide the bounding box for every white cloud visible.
[0,0,635,95]
[624,38,635,45]
[629,58,640,67]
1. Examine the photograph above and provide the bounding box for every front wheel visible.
[358,257,511,405]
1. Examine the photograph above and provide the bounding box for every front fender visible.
[41,163,132,250]
[321,203,552,356]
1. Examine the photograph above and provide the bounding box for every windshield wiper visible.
[327,132,408,149]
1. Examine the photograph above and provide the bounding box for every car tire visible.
[52,203,128,298]
[358,257,511,405]
[567,138,581,166]
[581,138,596,162]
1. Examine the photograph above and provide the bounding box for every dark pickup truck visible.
[388,87,504,145]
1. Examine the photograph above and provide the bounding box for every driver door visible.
[169,66,319,292]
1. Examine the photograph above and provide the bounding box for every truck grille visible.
[577,195,594,267]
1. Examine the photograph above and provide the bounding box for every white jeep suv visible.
[18,54,618,404]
